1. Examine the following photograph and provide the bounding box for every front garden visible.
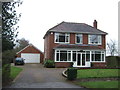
[10,66,23,80]
[74,69,119,88]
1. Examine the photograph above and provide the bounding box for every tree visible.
[107,40,118,56]
[2,0,22,52]
[2,1,22,85]
[15,38,29,52]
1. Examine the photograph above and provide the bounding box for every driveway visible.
[6,64,83,88]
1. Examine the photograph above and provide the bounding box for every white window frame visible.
[91,51,105,62]
[75,34,83,44]
[54,33,70,43]
[55,50,72,62]
[55,50,105,62]
[88,35,102,45]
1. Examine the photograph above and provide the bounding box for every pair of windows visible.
[55,33,82,44]
[55,33,102,45]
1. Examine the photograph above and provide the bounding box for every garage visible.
[21,53,40,63]
[16,44,44,63]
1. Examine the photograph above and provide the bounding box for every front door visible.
[77,53,86,66]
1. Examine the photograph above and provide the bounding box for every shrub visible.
[106,56,120,68]
[44,60,55,68]
[2,50,15,85]
[67,67,77,80]
[2,64,11,85]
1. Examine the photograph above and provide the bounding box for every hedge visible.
[67,67,77,80]
[106,56,120,68]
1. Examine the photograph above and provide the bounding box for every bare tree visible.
[14,38,29,52]
[107,40,118,56]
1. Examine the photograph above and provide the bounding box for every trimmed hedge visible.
[67,67,77,80]
[2,50,15,86]
[2,64,11,85]
[106,56,120,68]
[44,60,55,68]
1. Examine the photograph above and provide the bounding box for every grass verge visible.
[10,66,23,80]
[77,69,119,79]
[76,81,119,88]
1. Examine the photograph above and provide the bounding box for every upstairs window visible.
[88,35,102,45]
[76,34,83,44]
[55,33,69,43]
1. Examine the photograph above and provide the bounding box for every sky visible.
[16,0,119,53]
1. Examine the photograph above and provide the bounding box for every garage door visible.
[21,53,40,63]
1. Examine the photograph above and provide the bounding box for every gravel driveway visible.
[5,64,83,88]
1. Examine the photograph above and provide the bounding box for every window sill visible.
[75,43,83,44]
[55,42,70,44]
[88,43,102,45]
[91,61,105,62]
[55,61,72,62]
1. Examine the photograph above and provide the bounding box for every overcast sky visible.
[16,0,119,52]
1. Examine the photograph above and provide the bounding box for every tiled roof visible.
[54,44,105,50]
[43,21,108,38]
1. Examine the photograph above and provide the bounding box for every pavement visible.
[4,64,83,88]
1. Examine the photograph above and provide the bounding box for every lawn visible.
[77,69,119,79]
[76,81,119,88]
[10,66,23,80]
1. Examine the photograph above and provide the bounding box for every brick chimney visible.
[93,20,97,29]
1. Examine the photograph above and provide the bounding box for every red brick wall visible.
[55,62,71,68]
[44,32,106,61]
[92,62,107,68]
[70,33,75,44]
[83,34,88,44]
[17,45,44,63]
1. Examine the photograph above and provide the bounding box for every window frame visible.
[88,34,102,45]
[91,51,105,62]
[75,34,83,44]
[55,50,72,62]
[55,50,105,62]
[54,33,70,43]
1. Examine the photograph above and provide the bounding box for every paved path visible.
[5,64,83,88]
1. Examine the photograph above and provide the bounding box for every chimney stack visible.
[93,20,97,29]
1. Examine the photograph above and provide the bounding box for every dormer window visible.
[55,33,70,43]
[88,35,102,45]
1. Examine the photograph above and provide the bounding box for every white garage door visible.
[21,53,40,63]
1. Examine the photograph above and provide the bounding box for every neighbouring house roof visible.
[54,44,105,50]
[16,44,44,54]
[43,21,108,38]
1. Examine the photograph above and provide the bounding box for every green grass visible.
[77,69,119,79]
[10,66,23,80]
[76,81,119,88]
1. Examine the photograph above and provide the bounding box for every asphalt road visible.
[4,64,83,88]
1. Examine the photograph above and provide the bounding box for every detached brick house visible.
[43,20,108,68]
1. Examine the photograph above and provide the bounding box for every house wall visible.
[16,45,44,63]
[55,62,71,68]
[44,32,106,67]
[91,62,107,68]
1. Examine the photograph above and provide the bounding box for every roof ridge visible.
[63,21,86,24]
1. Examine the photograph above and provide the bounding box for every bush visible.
[2,64,11,85]
[44,60,55,68]
[106,56,120,68]
[2,50,15,85]
[67,67,77,80]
